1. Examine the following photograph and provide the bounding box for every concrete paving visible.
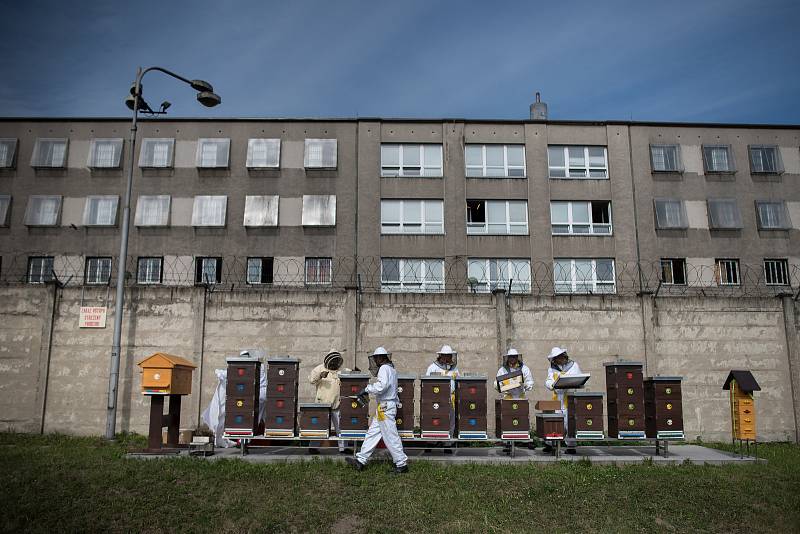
[129,443,763,466]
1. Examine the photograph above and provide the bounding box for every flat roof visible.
[0,116,799,129]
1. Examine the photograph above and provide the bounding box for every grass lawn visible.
[1,433,798,533]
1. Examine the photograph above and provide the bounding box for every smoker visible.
[420,375,452,439]
[264,356,299,437]
[605,361,646,439]
[455,375,488,439]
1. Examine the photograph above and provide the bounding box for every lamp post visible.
[105,67,221,440]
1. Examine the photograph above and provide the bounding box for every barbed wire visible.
[0,254,797,298]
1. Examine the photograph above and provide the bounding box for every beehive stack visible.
[396,374,416,439]
[338,372,371,438]
[456,375,488,439]
[644,377,684,440]
[264,357,299,437]
[567,392,605,440]
[495,399,530,440]
[224,356,261,438]
[420,375,452,439]
[605,362,646,439]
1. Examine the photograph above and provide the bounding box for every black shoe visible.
[345,457,365,471]
[565,448,577,455]
[390,464,409,475]
[542,444,554,453]
[527,442,537,450]
[339,448,353,455]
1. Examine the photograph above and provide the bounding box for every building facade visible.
[0,116,798,294]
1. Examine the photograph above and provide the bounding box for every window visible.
[381,258,444,292]
[756,201,791,230]
[139,138,175,168]
[304,139,337,168]
[137,257,163,285]
[24,195,61,226]
[87,138,123,168]
[716,259,740,286]
[707,199,742,229]
[554,258,616,294]
[660,258,687,285]
[0,195,10,226]
[749,145,782,174]
[196,138,230,168]
[83,196,119,226]
[246,139,280,168]
[381,200,443,234]
[381,144,443,177]
[28,256,54,284]
[247,257,274,284]
[465,144,525,178]
[305,257,332,285]
[0,138,18,168]
[653,199,688,230]
[467,200,527,235]
[550,201,612,235]
[31,138,68,168]
[134,195,170,226]
[548,146,608,179]
[192,196,227,227]
[764,259,789,286]
[243,195,279,227]
[467,259,531,293]
[650,144,682,172]
[195,257,222,285]
[85,257,112,285]
[702,145,734,173]
[301,195,336,226]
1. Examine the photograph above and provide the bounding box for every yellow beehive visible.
[137,353,197,395]
[723,370,759,441]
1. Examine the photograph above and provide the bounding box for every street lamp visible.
[105,66,221,440]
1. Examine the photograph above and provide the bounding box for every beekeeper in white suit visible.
[346,347,409,474]
[425,344,460,443]
[494,348,534,399]
[544,346,582,454]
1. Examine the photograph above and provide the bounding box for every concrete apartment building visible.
[1,110,798,294]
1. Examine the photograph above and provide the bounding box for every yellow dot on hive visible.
[587,419,593,426]
[351,402,358,409]
[433,387,440,393]
[512,403,518,410]
[667,403,673,410]
[586,403,593,410]
[236,400,243,407]
[512,419,519,426]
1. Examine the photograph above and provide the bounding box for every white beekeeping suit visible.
[544,346,582,450]
[494,348,534,400]
[425,344,459,438]
[346,347,409,474]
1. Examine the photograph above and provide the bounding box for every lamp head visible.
[190,79,214,92]
[197,91,221,107]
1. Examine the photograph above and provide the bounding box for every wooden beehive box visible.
[298,403,331,438]
[420,375,452,439]
[567,392,605,440]
[644,376,684,440]
[724,370,760,441]
[138,353,196,395]
[456,375,488,439]
[224,356,261,437]
[338,372,371,438]
[495,398,530,440]
[605,361,646,439]
[396,374,416,439]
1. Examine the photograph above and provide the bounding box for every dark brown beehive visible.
[605,361,646,439]
[567,392,604,439]
[455,375,488,439]
[645,376,684,439]
[264,357,300,437]
[223,356,261,437]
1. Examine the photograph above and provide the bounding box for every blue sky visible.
[1,0,798,123]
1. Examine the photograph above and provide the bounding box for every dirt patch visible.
[330,514,365,534]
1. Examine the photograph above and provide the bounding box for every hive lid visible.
[226,356,262,364]
[266,356,300,364]
[570,391,605,397]
[603,361,644,367]
[723,370,761,392]
[421,375,452,381]
[137,352,196,369]
[536,413,564,420]
[299,402,332,409]
[456,374,487,381]
[645,376,683,382]
[339,371,371,379]
[397,373,417,380]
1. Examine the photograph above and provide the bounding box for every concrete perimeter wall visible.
[0,286,798,442]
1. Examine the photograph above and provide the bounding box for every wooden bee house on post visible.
[723,370,760,442]
[137,353,197,451]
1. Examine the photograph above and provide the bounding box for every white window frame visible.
[0,195,10,226]
[715,258,740,286]
[304,139,337,169]
[550,201,612,235]
[660,258,687,286]
[707,199,742,229]
[749,145,783,174]
[548,145,608,179]
[380,144,443,177]
[305,257,332,286]
[191,196,227,227]
[380,199,443,234]
[702,145,735,173]
[83,196,119,226]
[137,257,163,285]
[87,138,123,168]
[243,195,279,227]
[554,258,616,294]
[246,257,274,285]
[0,138,19,168]
[381,258,445,293]
[653,199,688,230]
[85,257,112,285]
[28,256,54,284]
[301,195,336,226]
[31,138,68,168]
[465,144,526,178]
[755,201,790,230]
[195,257,222,285]
[467,258,531,294]
[246,139,280,168]
[139,138,175,168]
[467,200,528,235]
[24,195,62,226]
[764,259,789,286]
[195,138,230,168]
[134,195,171,227]
[649,144,682,172]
